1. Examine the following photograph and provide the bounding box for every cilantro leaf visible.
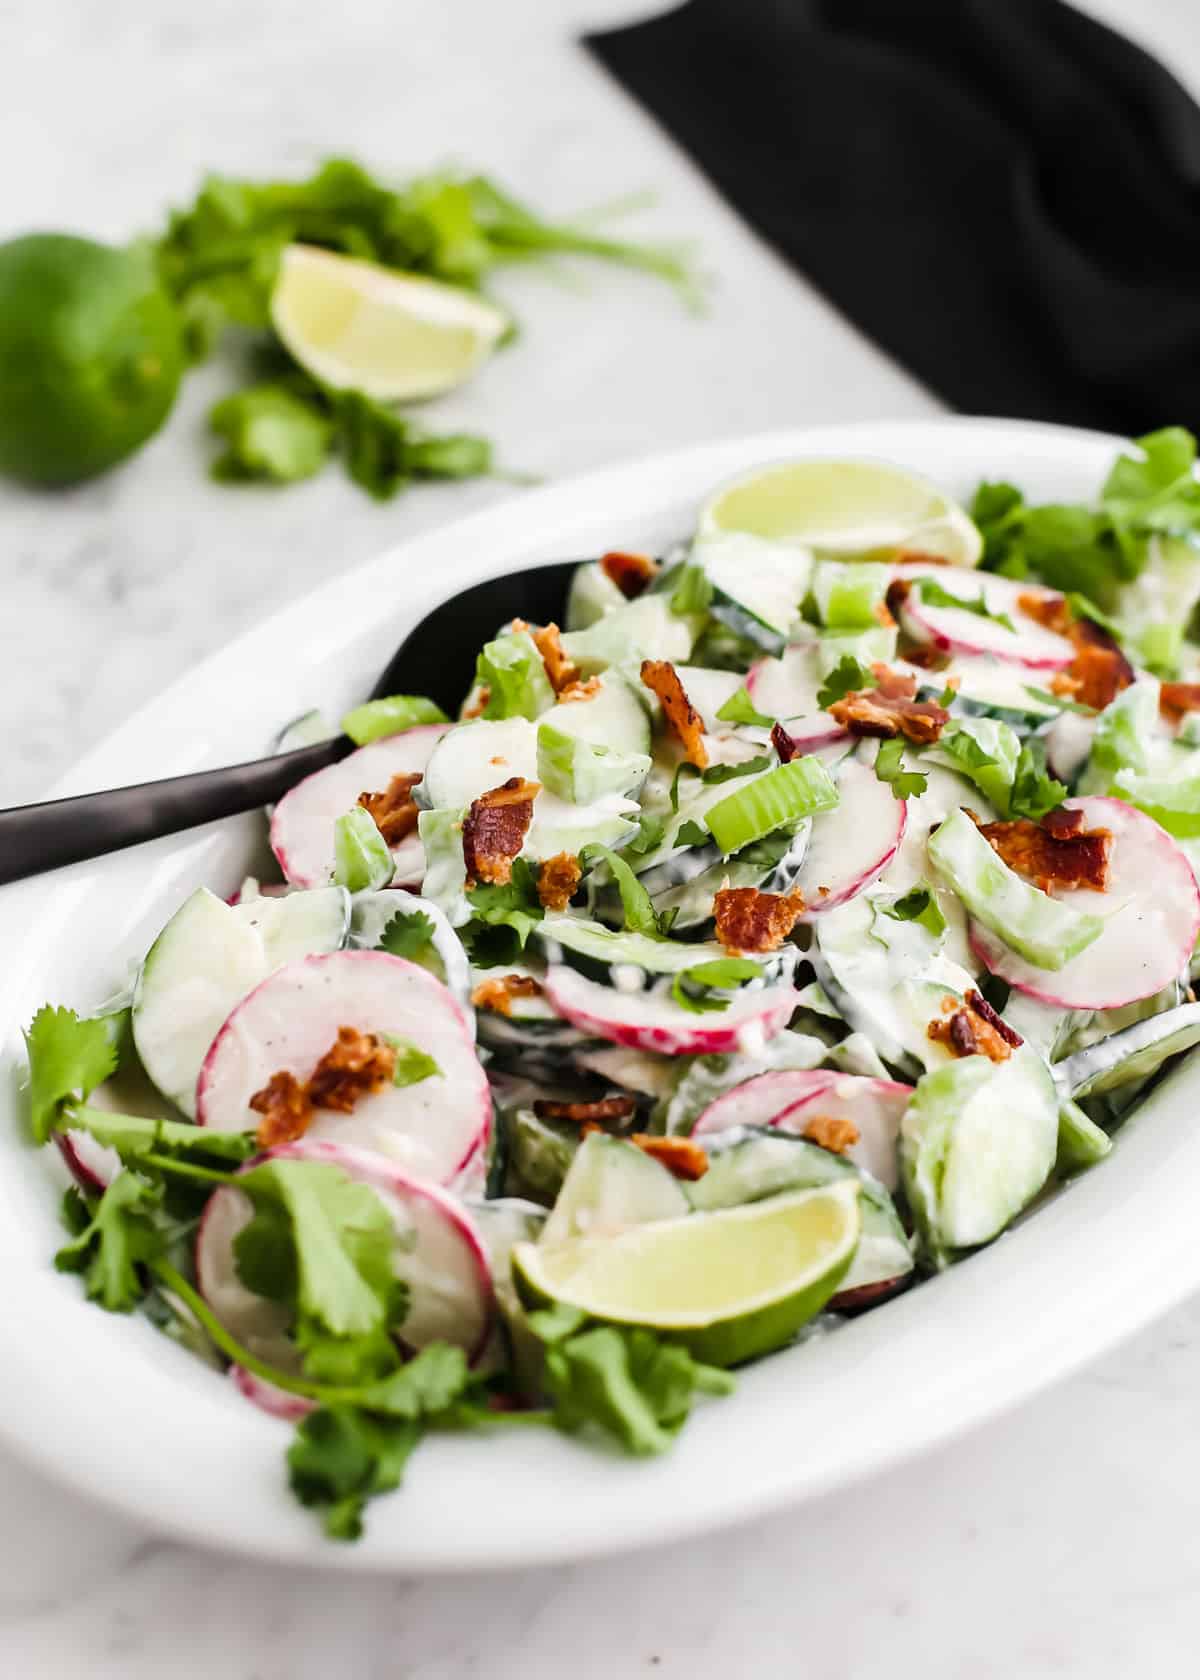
[670,957,763,1014]
[54,1172,166,1312]
[915,578,1015,634]
[675,819,711,847]
[383,1037,441,1087]
[669,563,714,616]
[464,857,543,960]
[376,907,437,960]
[60,1107,258,1168]
[1008,739,1067,823]
[626,812,666,855]
[288,1407,424,1542]
[209,381,333,483]
[702,755,772,784]
[580,843,661,937]
[816,655,871,711]
[669,760,702,812]
[24,1005,119,1145]
[873,738,927,800]
[716,686,773,728]
[878,883,947,939]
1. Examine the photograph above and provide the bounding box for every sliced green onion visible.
[340,694,449,745]
[928,808,1103,970]
[704,756,838,854]
[333,807,395,893]
[811,560,891,629]
[476,630,555,720]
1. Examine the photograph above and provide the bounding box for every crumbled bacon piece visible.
[1017,594,1133,711]
[802,1114,860,1155]
[630,1134,709,1180]
[531,622,581,694]
[771,720,804,763]
[537,851,582,911]
[1017,591,1072,636]
[470,973,544,1017]
[358,772,422,844]
[306,1026,396,1113]
[640,659,708,767]
[600,550,659,599]
[534,1095,637,1124]
[1160,682,1200,726]
[928,990,1022,1064]
[899,644,950,671]
[462,777,539,886]
[713,885,806,954]
[827,662,950,744]
[886,578,911,618]
[557,675,603,704]
[249,1070,314,1148]
[976,813,1111,893]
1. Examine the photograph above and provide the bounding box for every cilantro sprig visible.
[816,655,872,711]
[873,739,927,800]
[670,957,764,1014]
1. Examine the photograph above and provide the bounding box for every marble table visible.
[3,1,1200,1673]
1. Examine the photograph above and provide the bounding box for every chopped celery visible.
[340,694,448,745]
[1114,761,1200,838]
[1080,677,1160,792]
[811,560,891,629]
[704,755,838,854]
[813,625,897,679]
[332,807,394,892]
[928,807,1104,970]
[476,630,555,720]
[537,722,650,804]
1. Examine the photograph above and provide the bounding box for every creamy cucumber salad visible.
[25,431,1200,1540]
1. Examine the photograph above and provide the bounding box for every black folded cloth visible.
[586,0,1200,435]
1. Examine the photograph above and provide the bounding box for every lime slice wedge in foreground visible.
[270,243,509,402]
[513,1181,860,1367]
[699,458,982,566]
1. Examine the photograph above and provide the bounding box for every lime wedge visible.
[270,244,508,402]
[700,458,982,566]
[513,1182,860,1366]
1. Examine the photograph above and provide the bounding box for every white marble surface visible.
[4,0,1200,1673]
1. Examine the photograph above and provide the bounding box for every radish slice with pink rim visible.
[746,645,850,747]
[57,1131,120,1195]
[793,756,906,916]
[969,796,1200,1010]
[542,965,799,1057]
[197,1139,495,1418]
[691,1069,846,1137]
[270,725,448,889]
[895,565,1073,669]
[196,950,490,1183]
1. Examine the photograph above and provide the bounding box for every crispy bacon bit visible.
[1017,594,1134,711]
[1160,682,1200,726]
[899,643,950,671]
[534,1095,637,1125]
[873,598,896,628]
[306,1026,396,1113]
[463,686,490,719]
[250,1070,314,1148]
[976,813,1111,893]
[895,548,953,566]
[557,675,603,704]
[1017,591,1072,636]
[537,851,582,911]
[462,777,539,886]
[713,885,806,954]
[827,662,950,744]
[640,659,708,767]
[885,577,911,618]
[600,550,659,599]
[357,772,422,844]
[770,720,803,763]
[630,1134,709,1180]
[531,622,581,695]
[470,973,544,1017]
[927,990,1021,1064]
[802,1114,860,1155]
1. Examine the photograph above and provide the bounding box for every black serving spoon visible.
[0,560,579,887]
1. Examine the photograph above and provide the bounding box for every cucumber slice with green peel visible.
[900,1046,1059,1262]
[537,724,650,804]
[571,1044,679,1100]
[931,655,1060,724]
[536,915,729,976]
[132,884,349,1117]
[566,560,627,630]
[560,594,694,674]
[541,1132,689,1245]
[467,1196,548,1317]
[671,665,744,731]
[813,625,897,679]
[693,529,813,645]
[505,1107,584,1202]
[930,807,1105,970]
[541,670,652,756]
[811,560,891,629]
[1055,1099,1113,1174]
[1055,1002,1200,1100]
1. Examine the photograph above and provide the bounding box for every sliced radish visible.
[270,725,448,889]
[895,566,1072,669]
[231,1366,314,1422]
[969,796,1200,1009]
[196,951,490,1182]
[794,756,906,916]
[746,644,850,747]
[771,1074,912,1191]
[57,1130,120,1195]
[196,1139,495,1396]
[542,965,798,1056]
[691,1069,840,1137]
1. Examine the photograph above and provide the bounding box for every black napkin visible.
[586,0,1200,434]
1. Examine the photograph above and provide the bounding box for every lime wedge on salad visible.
[699,457,983,564]
[270,243,509,402]
[513,1181,860,1367]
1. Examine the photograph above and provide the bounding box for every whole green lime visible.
[0,233,184,486]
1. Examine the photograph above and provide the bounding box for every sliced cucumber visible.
[1055,1098,1113,1174]
[901,1046,1059,1262]
[467,1197,548,1318]
[671,665,745,731]
[349,890,472,1011]
[931,655,1059,724]
[566,560,628,630]
[561,595,694,674]
[422,717,537,809]
[542,670,652,756]
[537,914,729,976]
[537,724,650,804]
[541,1131,689,1244]
[132,885,349,1117]
[1055,1002,1200,1100]
[505,1107,584,1202]
[692,530,812,646]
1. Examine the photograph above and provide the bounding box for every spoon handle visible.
[0,738,346,887]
